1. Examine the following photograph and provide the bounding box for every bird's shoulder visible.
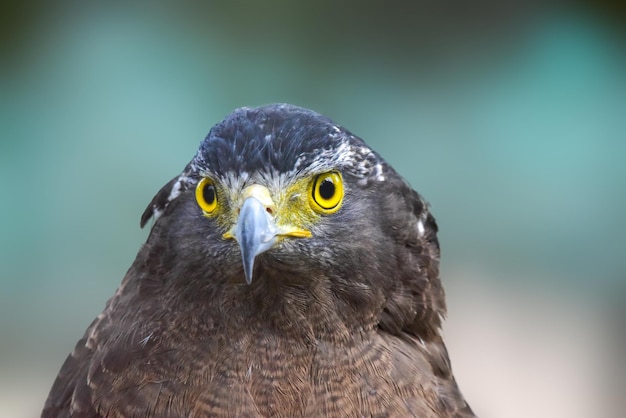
[42,170,472,417]
[42,294,471,417]
[43,301,471,417]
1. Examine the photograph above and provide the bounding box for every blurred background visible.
[1,1,624,417]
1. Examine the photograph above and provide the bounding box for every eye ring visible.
[195,177,219,214]
[310,171,344,214]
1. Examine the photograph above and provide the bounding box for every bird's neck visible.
[173,268,382,344]
[254,278,379,344]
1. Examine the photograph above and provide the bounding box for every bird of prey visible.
[42,104,474,417]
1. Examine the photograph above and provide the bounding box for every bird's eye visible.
[195,177,218,214]
[310,171,343,214]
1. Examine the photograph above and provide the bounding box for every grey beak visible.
[233,197,279,284]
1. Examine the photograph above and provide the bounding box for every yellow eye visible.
[310,171,344,214]
[195,177,218,214]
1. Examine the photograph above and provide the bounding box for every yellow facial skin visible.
[195,171,345,239]
[221,183,312,241]
[195,171,344,283]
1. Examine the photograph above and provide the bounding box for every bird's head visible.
[140,104,444,338]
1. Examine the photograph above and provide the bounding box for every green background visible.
[1,2,624,417]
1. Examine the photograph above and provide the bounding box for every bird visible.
[42,103,474,417]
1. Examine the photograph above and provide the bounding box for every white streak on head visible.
[149,174,195,225]
[220,171,250,191]
[293,154,307,170]
[152,208,163,223]
[374,163,385,181]
[416,211,429,237]
[308,140,376,177]
[417,220,425,236]
[167,179,184,202]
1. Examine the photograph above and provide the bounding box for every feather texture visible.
[43,104,473,417]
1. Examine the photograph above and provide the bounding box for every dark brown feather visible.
[42,104,474,417]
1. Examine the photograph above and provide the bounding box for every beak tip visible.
[243,254,255,285]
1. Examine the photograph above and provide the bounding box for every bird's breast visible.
[190,329,435,417]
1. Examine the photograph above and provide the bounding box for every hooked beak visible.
[223,185,311,284]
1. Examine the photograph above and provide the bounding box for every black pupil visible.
[319,178,335,200]
[203,184,216,204]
